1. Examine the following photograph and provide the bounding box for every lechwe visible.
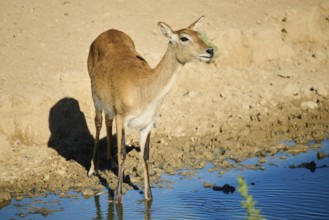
[87,16,214,203]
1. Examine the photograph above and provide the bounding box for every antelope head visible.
[158,16,214,64]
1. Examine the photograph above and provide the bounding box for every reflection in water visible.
[144,200,153,220]
[93,189,152,220]
[288,160,328,173]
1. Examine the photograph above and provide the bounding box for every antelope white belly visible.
[126,101,157,130]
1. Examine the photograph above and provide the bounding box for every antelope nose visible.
[206,48,214,57]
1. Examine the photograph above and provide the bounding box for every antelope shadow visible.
[47,97,138,189]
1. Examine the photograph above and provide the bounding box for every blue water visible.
[1,140,329,219]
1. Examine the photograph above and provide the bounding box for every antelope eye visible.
[180,37,189,42]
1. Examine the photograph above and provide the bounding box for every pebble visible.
[212,184,235,193]
[157,138,167,145]
[286,144,308,155]
[258,157,267,163]
[82,188,94,199]
[14,194,24,201]
[317,152,328,160]
[301,101,318,110]
[316,85,328,96]
[203,182,212,188]
[0,192,11,201]
[180,171,188,176]
[280,155,287,160]
[283,84,300,97]
[129,176,142,184]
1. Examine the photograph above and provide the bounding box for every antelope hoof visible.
[115,194,123,204]
[88,165,97,177]
[87,169,94,177]
[145,191,153,201]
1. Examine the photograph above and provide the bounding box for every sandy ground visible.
[1,0,329,200]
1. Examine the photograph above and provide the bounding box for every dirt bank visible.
[0,0,329,200]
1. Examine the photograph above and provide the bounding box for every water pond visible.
[1,140,329,219]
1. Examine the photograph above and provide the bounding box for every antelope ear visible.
[158,22,178,42]
[188,16,205,32]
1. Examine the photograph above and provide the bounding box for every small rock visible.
[316,85,328,96]
[280,155,287,160]
[198,162,206,169]
[258,157,267,163]
[180,171,188,176]
[301,101,318,110]
[286,144,308,155]
[82,188,94,199]
[212,185,222,191]
[222,184,235,194]
[184,90,198,98]
[0,192,11,202]
[43,174,50,181]
[305,161,316,172]
[14,194,24,201]
[55,168,66,176]
[130,176,143,184]
[176,126,184,134]
[283,83,300,97]
[157,138,166,145]
[317,152,328,160]
[290,161,317,173]
[212,184,235,194]
[203,182,212,188]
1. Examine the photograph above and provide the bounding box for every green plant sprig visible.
[199,32,219,62]
[238,176,266,220]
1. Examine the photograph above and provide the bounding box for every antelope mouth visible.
[199,54,213,62]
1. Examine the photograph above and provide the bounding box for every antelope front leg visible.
[88,110,102,177]
[115,115,127,203]
[140,127,153,200]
